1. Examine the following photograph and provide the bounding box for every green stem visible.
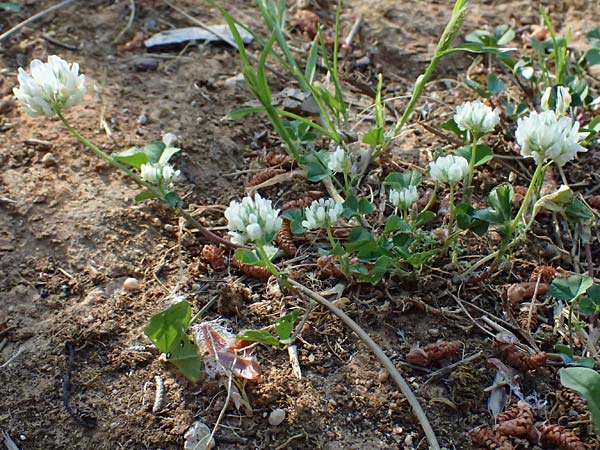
[56,110,148,186]
[443,183,456,255]
[509,162,544,233]
[326,225,349,279]
[480,160,548,272]
[463,133,479,203]
[390,0,469,138]
[56,110,242,249]
[256,241,282,279]
[190,295,219,326]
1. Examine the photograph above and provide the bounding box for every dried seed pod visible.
[265,152,294,169]
[291,9,320,38]
[506,282,549,307]
[530,265,557,283]
[588,195,600,209]
[407,346,430,366]
[407,341,461,367]
[423,340,462,362]
[233,258,272,281]
[470,426,515,450]
[496,401,521,424]
[247,168,285,187]
[512,185,528,208]
[201,245,226,269]
[275,219,297,255]
[518,307,539,332]
[559,388,587,412]
[539,424,589,450]
[495,401,534,437]
[495,334,547,371]
[281,191,324,211]
[316,255,345,280]
[499,346,547,371]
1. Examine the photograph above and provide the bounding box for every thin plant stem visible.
[443,183,456,255]
[390,0,469,138]
[326,225,349,279]
[463,133,479,202]
[56,110,241,249]
[256,241,282,278]
[190,295,219,325]
[288,279,441,450]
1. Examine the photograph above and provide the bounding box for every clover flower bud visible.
[515,110,586,167]
[327,147,348,173]
[428,155,469,185]
[302,198,344,230]
[389,186,418,209]
[140,162,180,191]
[224,193,282,245]
[454,100,500,137]
[13,55,86,117]
[541,86,571,116]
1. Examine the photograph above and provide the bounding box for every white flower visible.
[327,147,348,173]
[140,162,180,190]
[429,155,469,185]
[224,193,282,244]
[389,186,418,209]
[454,100,500,136]
[541,86,571,116]
[13,55,86,117]
[302,198,344,230]
[515,110,586,167]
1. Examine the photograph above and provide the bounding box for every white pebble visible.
[123,277,141,291]
[41,153,57,167]
[268,408,286,426]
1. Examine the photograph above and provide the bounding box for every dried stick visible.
[0,0,77,43]
[112,0,136,44]
[288,279,441,450]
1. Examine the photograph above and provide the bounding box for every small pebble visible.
[138,113,148,125]
[268,408,286,426]
[41,153,57,167]
[428,328,440,338]
[123,277,141,291]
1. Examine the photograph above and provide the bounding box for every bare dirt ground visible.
[0,0,599,449]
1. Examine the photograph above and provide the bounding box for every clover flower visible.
[454,100,500,136]
[140,162,180,191]
[224,193,282,245]
[327,147,348,173]
[389,186,418,209]
[428,155,469,185]
[302,198,344,230]
[541,86,571,116]
[13,55,86,117]
[515,110,586,167]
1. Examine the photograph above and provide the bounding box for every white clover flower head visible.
[13,55,86,117]
[454,100,500,136]
[541,86,572,116]
[389,186,419,209]
[140,162,180,190]
[224,193,282,244]
[327,147,348,173]
[515,110,587,167]
[302,198,344,230]
[428,155,469,185]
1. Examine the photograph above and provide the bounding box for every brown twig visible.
[288,279,441,450]
[0,0,77,43]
